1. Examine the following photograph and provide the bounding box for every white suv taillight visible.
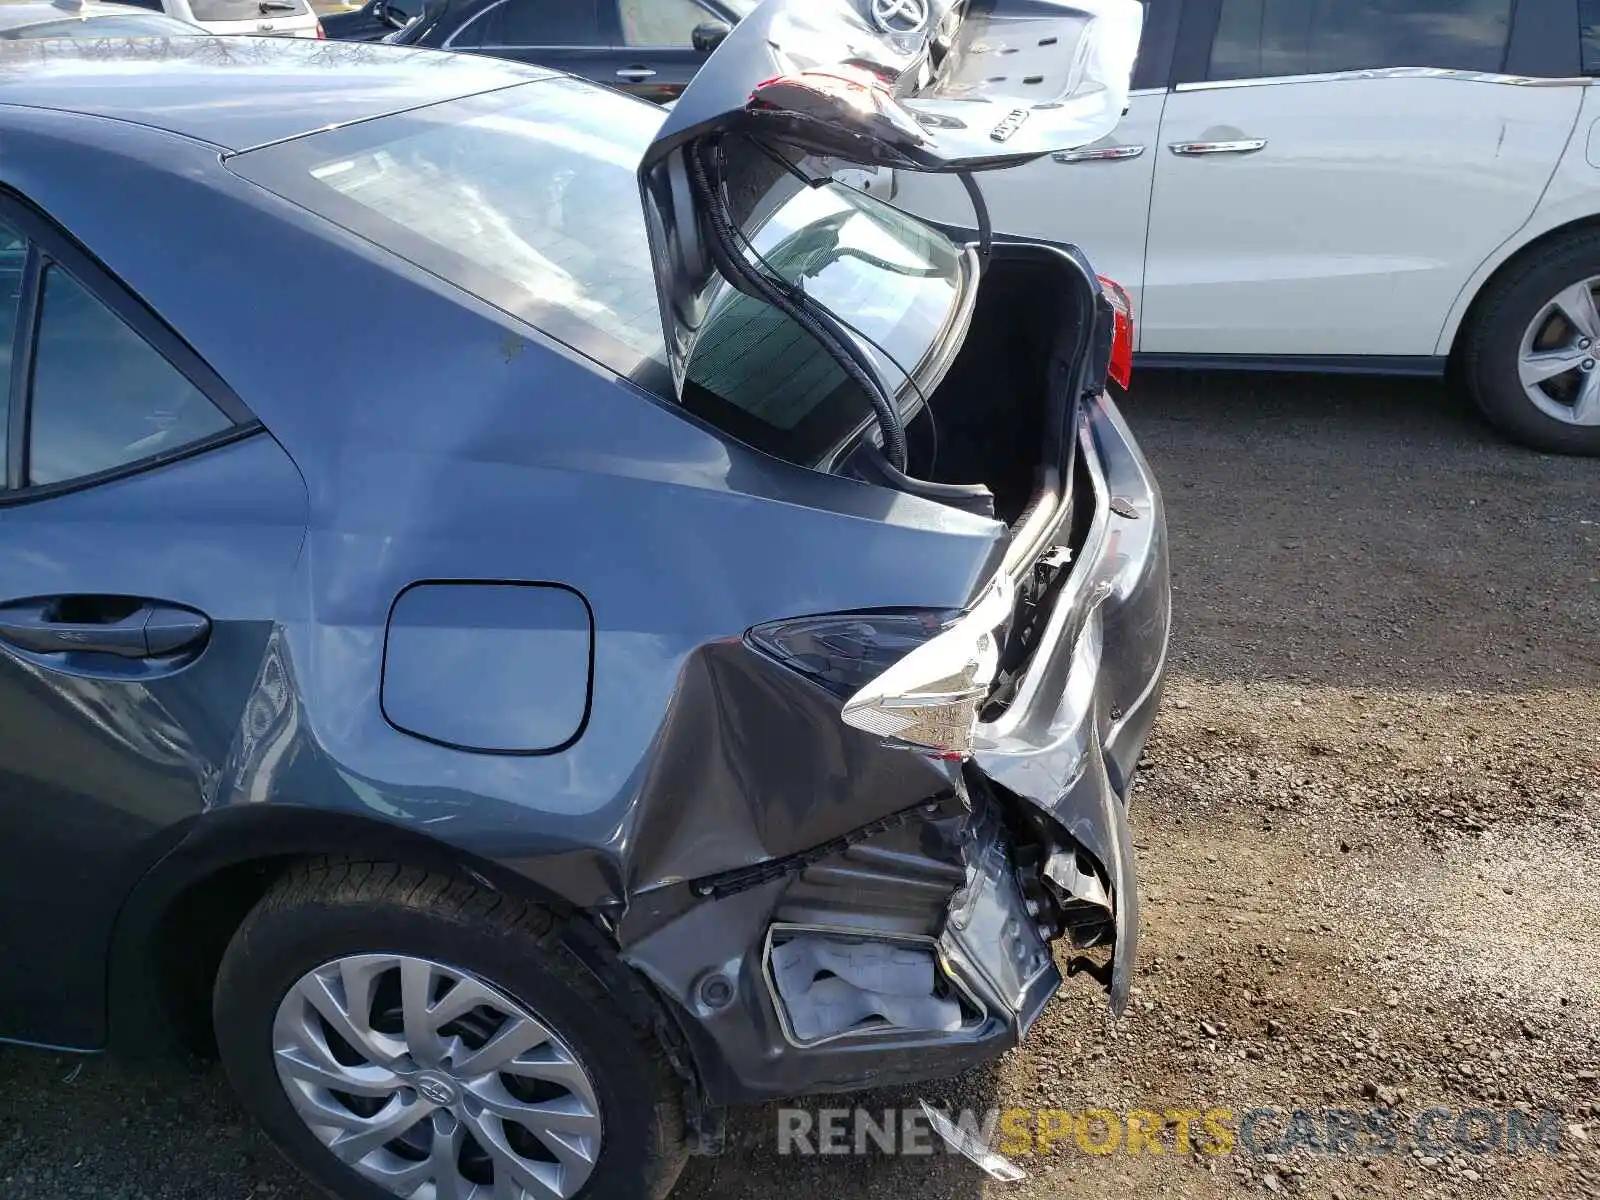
[838,577,1012,759]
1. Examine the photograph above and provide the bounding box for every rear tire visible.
[1461,233,1600,455]
[213,859,687,1200]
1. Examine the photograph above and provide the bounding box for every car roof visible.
[0,35,558,151]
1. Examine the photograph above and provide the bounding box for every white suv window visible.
[619,0,706,46]
[1208,0,1513,81]
[1583,0,1600,74]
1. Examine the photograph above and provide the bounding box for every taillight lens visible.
[747,609,959,699]
[315,19,325,36]
[749,579,1013,759]
[1097,275,1134,391]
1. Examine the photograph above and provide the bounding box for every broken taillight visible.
[1097,275,1134,391]
[748,579,1013,759]
[747,609,958,699]
[839,579,1012,759]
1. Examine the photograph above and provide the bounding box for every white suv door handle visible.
[1169,138,1268,156]
[616,66,657,81]
[1053,143,1146,163]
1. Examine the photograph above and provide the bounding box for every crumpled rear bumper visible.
[622,392,1168,1104]
[973,389,1171,1016]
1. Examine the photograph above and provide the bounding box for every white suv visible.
[894,0,1600,455]
[118,0,321,37]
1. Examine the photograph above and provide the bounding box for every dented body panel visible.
[0,17,1168,1116]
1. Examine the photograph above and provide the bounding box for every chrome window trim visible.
[1177,67,1591,91]
[441,0,504,48]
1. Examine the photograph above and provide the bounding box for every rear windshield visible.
[6,12,200,35]
[189,0,307,20]
[227,77,966,465]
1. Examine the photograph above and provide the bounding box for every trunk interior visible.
[912,245,1097,527]
[909,244,1102,709]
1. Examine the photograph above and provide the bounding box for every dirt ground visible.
[2,372,1596,1199]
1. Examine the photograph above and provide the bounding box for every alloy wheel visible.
[271,953,604,1200]
[1518,277,1600,427]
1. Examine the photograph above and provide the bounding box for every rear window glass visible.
[189,0,308,20]
[28,266,232,487]
[228,77,967,466]
[682,186,964,464]
[1208,0,1512,81]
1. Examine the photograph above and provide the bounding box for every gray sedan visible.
[0,4,1167,1198]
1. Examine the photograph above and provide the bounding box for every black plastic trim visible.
[0,425,267,509]
[1170,0,1222,85]
[1507,0,1582,78]
[1132,0,1183,91]
[1135,352,1449,378]
[3,242,39,492]
[687,797,949,900]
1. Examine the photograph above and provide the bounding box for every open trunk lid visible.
[636,0,1143,394]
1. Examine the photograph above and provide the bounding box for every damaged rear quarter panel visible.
[973,394,1171,1014]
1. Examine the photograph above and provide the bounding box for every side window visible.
[0,223,24,474]
[1208,0,1513,82]
[27,265,231,487]
[1584,0,1600,74]
[469,0,605,47]
[619,0,707,46]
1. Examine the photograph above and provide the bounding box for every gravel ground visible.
[2,372,1596,1199]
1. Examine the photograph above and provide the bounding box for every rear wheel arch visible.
[1447,215,1600,362]
[106,807,619,1059]
[1451,218,1600,452]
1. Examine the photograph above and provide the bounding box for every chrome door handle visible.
[616,66,657,81]
[1169,138,1268,156]
[1053,144,1146,163]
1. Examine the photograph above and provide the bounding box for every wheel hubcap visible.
[1518,277,1600,427]
[272,954,603,1200]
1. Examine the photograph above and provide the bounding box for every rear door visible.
[1139,0,1583,359]
[0,200,306,1049]
[613,0,727,102]
[891,0,1180,330]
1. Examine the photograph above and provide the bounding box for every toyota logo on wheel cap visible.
[869,0,929,36]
